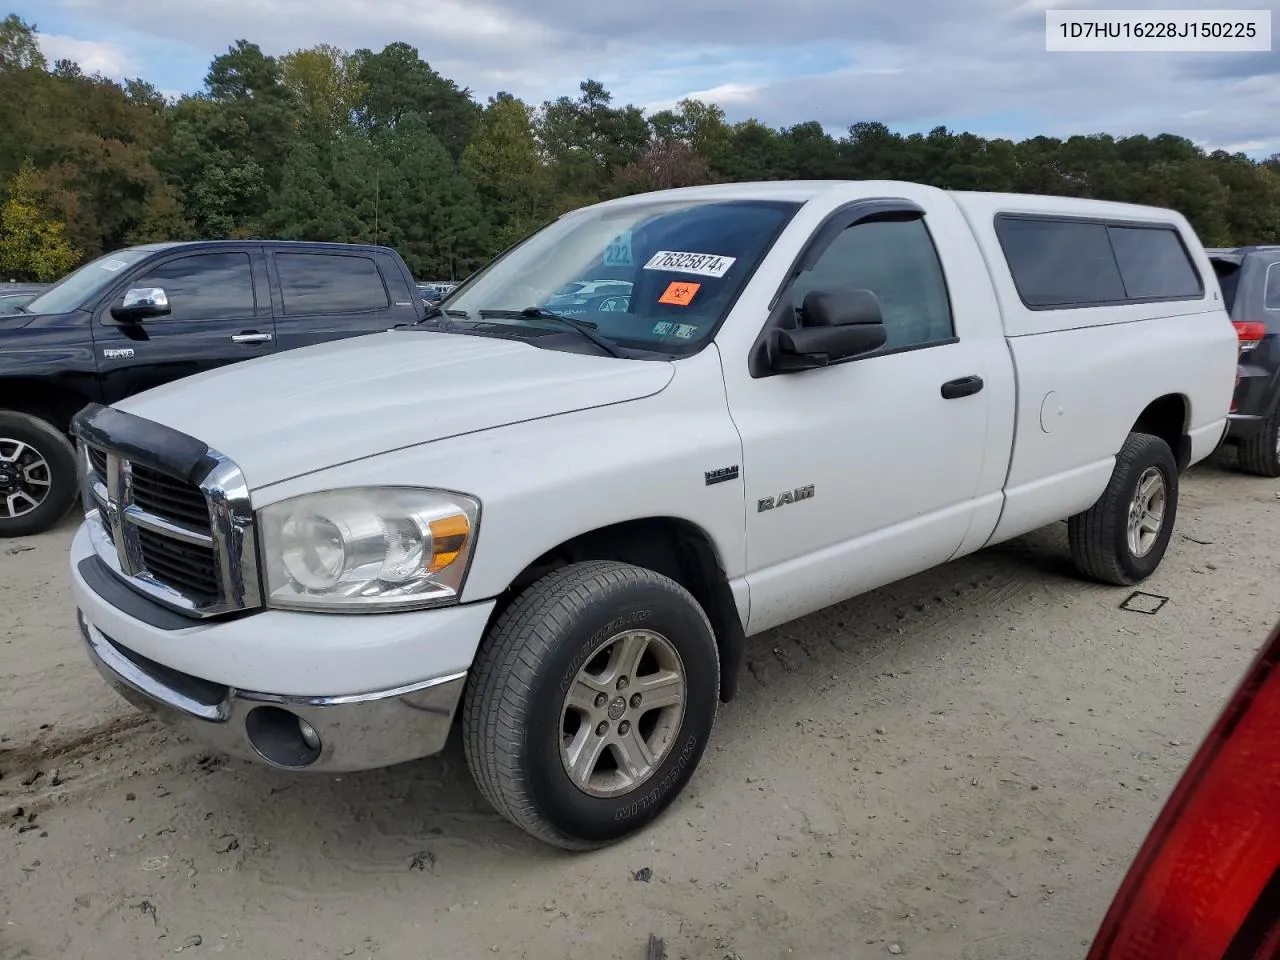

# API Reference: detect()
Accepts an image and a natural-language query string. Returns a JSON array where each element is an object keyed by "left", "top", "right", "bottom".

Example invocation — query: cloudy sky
[{"left": 16, "top": 0, "right": 1280, "bottom": 157}]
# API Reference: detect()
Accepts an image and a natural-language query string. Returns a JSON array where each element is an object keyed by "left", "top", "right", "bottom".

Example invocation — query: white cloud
[
  {"left": 645, "top": 82, "right": 761, "bottom": 114},
  {"left": 35, "top": 32, "right": 136, "bottom": 77},
  {"left": 30, "top": 0, "right": 1280, "bottom": 156}
]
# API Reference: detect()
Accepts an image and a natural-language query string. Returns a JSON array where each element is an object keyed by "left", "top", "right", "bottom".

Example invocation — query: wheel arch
[
  {"left": 1131, "top": 393, "right": 1191, "bottom": 471},
  {"left": 0, "top": 378, "right": 95, "bottom": 434},
  {"left": 481, "top": 516, "right": 747, "bottom": 703}
]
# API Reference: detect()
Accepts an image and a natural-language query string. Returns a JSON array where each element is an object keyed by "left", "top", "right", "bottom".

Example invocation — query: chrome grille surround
[{"left": 78, "top": 440, "right": 262, "bottom": 618}]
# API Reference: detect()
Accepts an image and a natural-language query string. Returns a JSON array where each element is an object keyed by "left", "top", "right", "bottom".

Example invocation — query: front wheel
[
  {"left": 0, "top": 411, "right": 79, "bottom": 539},
  {"left": 1068, "top": 431, "right": 1178, "bottom": 586},
  {"left": 462, "top": 560, "right": 719, "bottom": 849}
]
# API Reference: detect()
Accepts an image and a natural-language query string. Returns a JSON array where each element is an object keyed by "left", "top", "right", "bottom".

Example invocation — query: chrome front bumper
[{"left": 79, "top": 611, "right": 466, "bottom": 772}]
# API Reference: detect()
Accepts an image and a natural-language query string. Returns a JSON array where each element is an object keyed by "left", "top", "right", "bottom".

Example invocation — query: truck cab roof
[
  {"left": 592, "top": 179, "right": 1197, "bottom": 224},
  {"left": 123, "top": 239, "right": 403, "bottom": 256}
]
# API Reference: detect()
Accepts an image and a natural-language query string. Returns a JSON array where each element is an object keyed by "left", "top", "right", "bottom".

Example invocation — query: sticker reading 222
[
  {"left": 643, "top": 250, "right": 736, "bottom": 279},
  {"left": 604, "top": 231, "right": 634, "bottom": 267}
]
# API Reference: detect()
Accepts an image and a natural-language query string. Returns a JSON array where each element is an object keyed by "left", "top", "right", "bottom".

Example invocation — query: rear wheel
[
  {"left": 0, "top": 411, "right": 78, "bottom": 539},
  {"left": 1236, "top": 409, "right": 1280, "bottom": 477},
  {"left": 1068, "top": 432, "right": 1178, "bottom": 586},
  {"left": 462, "top": 560, "right": 719, "bottom": 849}
]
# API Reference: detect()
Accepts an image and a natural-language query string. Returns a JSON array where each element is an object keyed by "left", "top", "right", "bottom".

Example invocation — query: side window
[
  {"left": 791, "top": 218, "right": 954, "bottom": 351},
  {"left": 275, "top": 253, "right": 389, "bottom": 315},
  {"left": 1265, "top": 263, "right": 1280, "bottom": 311},
  {"left": 129, "top": 253, "right": 255, "bottom": 322},
  {"left": 996, "top": 217, "right": 1204, "bottom": 309},
  {"left": 997, "top": 219, "right": 1126, "bottom": 307},
  {"left": 1213, "top": 259, "right": 1242, "bottom": 313},
  {"left": 1108, "top": 226, "right": 1202, "bottom": 300}
]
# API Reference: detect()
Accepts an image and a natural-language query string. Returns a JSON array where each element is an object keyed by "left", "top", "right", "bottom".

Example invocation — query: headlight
[{"left": 258, "top": 487, "right": 480, "bottom": 612}]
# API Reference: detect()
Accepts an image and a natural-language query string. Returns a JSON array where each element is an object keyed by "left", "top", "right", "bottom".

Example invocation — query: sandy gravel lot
[{"left": 1, "top": 451, "right": 1275, "bottom": 960}]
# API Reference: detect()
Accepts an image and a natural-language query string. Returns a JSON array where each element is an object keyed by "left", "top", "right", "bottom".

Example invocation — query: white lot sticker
[
  {"left": 673, "top": 324, "right": 698, "bottom": 339},
  {"left": 643, "top": 250, "right": 736, "bottom": 278},
  {"left": 603, "top": 231, "right": 634, "bottom": 267},
  {"left": 99, "top": 259, "right": 127, "bottom": 272}
]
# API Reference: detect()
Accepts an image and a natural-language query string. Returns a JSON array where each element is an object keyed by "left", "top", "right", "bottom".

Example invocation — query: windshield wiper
[
  {"left": 478, "top": 307, "right": 623, "bottom": 358},
  {"left": 398, "top": 304, "right": 471, "bottom": 329}
]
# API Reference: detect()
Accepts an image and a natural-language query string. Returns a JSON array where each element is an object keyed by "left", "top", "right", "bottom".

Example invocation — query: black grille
[
  {"left": 88, "top": 446, "right": 107, "bottom": 481},
  {"left": 130, "top": 464, "right": 211, "bottom": 532},
  {"left": 137, "top": 527, "right": 220, "bottom": 602}
]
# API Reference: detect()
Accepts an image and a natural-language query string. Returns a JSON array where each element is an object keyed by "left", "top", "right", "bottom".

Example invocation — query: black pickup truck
[{"left": 0, "top": 240, "right": 426, "bottom": 537}]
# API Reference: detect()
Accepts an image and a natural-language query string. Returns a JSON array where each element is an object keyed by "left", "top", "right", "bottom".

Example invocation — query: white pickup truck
[{"left": 68, "top": 181, "right": 1236, "bottom": 849}]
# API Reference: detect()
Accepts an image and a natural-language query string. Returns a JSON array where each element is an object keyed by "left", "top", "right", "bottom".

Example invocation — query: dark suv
[
  {"left": 1208, "top": 246, "right": 1280, "bottom": 476},
  {"left": 0, "top": 240, "right": 425, "bottom": 538}
]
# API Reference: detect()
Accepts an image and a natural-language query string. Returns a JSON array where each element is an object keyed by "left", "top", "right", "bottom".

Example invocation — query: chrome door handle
[{"left": 231, "top": 332, "right": 273, "bottom": 344}]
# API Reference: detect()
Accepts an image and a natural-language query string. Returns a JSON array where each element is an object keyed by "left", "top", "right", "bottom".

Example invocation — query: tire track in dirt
[
  {"left": 0, "top": 712, "right": 151, "bottom": 783},
  {"left": 0, "top": 713, "right": 189, "bottom": 817}
]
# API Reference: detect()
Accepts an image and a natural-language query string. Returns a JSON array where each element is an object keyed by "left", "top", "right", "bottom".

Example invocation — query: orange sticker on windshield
[{"left": 659, "top": 281, "right": 701, "bottom": 306}]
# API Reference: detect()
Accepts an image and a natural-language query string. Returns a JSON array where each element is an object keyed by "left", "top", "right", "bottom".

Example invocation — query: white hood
[{"left": 115, "top": 330, "right": 675, "bottom": 488}]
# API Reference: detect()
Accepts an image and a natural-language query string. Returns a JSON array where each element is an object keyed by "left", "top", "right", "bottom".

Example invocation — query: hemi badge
[{"left": 704, "top": 466, "right": 740, "bottom": 486}]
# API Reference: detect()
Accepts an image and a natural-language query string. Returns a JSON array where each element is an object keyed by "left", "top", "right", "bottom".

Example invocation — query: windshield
[
  {"left": 23, "top": 249, "right": 150, "bottom": 316},
  {"left": 0, "top": 294, "right": 39, "bottom": 315},
  {"left": 443, "top": 198, "right": 800, "bottom": 355}
]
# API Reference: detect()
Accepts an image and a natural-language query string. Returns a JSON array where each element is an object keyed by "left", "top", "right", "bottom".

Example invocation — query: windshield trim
[
  {"left": 435, "top": 215, "right": 565, "bottom": 311},
  {"left": 445, "top": 199, "right": 803, "bottom": 360},
  {"left": 23, "top": 248, "right": 151, "bottom": 316}
]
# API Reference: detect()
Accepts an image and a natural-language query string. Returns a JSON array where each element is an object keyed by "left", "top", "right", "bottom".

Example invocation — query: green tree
[
  {"left": 154, "top": 95, "right": 266, "bottom": 238},
  {"left": 779, "top": 121, "right": 841, "bottom": 180},
  {"left": 268, "top": 117, "right": 489, "bottom": 278},
  {"left": 0, "top": 16, "right": 50, "bottom": 180},
  {"left": 0, "top": 163, "right": 79, "bottom": 280},
  {"left": 838, "top": 121, "right": 901, "bottom": 179},
  {"left": 0, "top": 13, "right": 44, "bottom": 70},
  {"left": 462, "top": 94, "right": 551, "bottom": 249},
  {"left": 537, "top": 80, "right": 649, "bottom": 195},
  {"left": 124, "top": 78, "right": 169, "bottom": 112},
  {"left": 0, "top": 60, "right": 187, "bottom": 257},
  {"left": 5, "top": 24, "right": 1279, "bottom": 267},
  {"left": 713, "top": 119, "right": 789, "bottom": 181},
  {"left": 353, "top": 42, "right": 480, "bottom": 159},
  {"left": 153, "top": 41, "right": 299, "bottom": 239},
  {"left": 375, "top": 116, "right": 490, "bottom": 278},
  {"left": 201, "top": 41, "right": 298, "bottom": 201},
  {"left": 264, "top": 134, "right": 378, "bottom": 243},
  {"left": 1127, "top": 159, "right": 1232, "bottom": 245},
  {"left": 280, "top": 44, "right": 365, "bottom": 137},
  {"left": 1209, "top": 151, "right": 1280, "bottom": 246},
  {"left": 649, "top": 99, "right": 732, "bottom": 161}
]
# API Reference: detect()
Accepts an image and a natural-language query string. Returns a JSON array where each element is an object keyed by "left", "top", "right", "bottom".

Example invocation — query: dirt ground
[{"left": 1, "top": 450, "right": 1275, "bottom": 960}]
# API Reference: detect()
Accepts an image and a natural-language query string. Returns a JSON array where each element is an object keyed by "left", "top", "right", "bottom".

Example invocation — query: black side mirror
[
  {"left": 768, "top": 289, "right": 887, "bottom": 372},
  {"left": 111, "top": 286, "right": 170, "bottom": 323}
]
